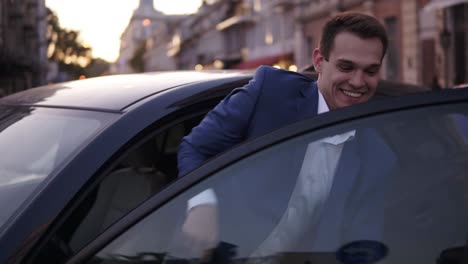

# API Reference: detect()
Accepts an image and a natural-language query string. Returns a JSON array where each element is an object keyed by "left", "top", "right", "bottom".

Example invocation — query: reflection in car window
[
  {"left": 0, "top": 106, "right": 114, "bottom": 230},
  {"left": 91, "top": 103, "right": 468, "bottom": 264}
]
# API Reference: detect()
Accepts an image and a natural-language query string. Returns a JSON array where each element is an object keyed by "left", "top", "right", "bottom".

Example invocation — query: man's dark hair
[{"left": 320, "top": 12, "right": 388, "bottom": 61}]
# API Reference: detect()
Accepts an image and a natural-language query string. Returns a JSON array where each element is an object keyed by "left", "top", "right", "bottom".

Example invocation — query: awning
[
  {"left": 423, "top": 0, "right": 468, "bottom": 12},
  {"left": 233, "top": 53, "right": 292, "bottom": 69}
]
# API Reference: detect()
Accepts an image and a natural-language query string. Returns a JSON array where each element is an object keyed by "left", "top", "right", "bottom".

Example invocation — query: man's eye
[
  {"left": 338, "top": 65, "right": 353, "bottom": 72},
  {"left": 365, "top": 68, "right": 379, "bottom": 75}
]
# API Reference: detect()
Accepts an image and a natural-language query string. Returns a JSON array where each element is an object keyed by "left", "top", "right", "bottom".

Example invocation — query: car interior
[
  {"left": 31, "top": 112, "right": 208, "bottom": 263},
  {"left": 66, "top": 114, "right": 206, "bottom": 254}
]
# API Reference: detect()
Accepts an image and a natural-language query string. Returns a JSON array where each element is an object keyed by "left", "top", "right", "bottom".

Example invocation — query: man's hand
[{"left": 182, "top": 204, "right": 219, "bottom": 258}]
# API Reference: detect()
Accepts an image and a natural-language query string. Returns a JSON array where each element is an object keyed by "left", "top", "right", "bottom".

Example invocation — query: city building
[
  {"left": 119, "top": 0, "right": 467, "bottom": 88},
  {"left": 422, "top": 0, "right": 468, "bottom": 88},
  {"left": 144, "top": 15, "right": 184, "bottom": 71},
  {"left": 217, "top": 0, "right": 297, "bottom": 70},
  {"left": 168, "top": 0, "right": 231, "bottom": 70},
  {"left": 0, "top": 0, "right": 48, "bottom": 97},
  {"left": 113, "top": 0, "right": 184, "bottom": 74}
]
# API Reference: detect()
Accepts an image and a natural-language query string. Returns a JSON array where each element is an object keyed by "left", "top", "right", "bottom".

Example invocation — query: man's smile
[{"left": 340, "top": 88, "right": 366, "bottom": 98}]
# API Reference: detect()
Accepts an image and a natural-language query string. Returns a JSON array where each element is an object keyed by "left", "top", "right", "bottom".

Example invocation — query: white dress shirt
[{"left": 250, "top": 90, "right": 356, "bottom": 257}]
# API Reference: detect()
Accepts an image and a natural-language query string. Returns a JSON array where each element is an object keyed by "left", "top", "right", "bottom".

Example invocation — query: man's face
[{"left": 313, "top": 32, "right": 384, "bottom": 110}]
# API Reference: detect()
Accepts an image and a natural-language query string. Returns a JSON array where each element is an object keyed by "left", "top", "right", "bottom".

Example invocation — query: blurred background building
[
  {"left": 112, "top": 0, "right": 186, "bottom": 74},
  {"left": 0, "top": 0, "right": 48, "bottom": 96},
  {"left": 113, "top": 0, "right": 467, "bottom": 89},
  {"left": 1, "top": 0, "right": 467, "bottom": 97}
]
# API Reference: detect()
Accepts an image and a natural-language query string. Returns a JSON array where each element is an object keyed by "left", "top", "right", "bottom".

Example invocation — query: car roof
[
  {"left": 0, "top": 69, "right": 430, "bottom": 112},
  {"left": 0, "top": 71, "right": 252, "bottom": 112}
]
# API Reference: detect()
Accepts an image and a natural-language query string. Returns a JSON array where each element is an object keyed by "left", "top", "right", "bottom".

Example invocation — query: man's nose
[{"left": 349, "top": 71, "right": 365, "bottom": 88}]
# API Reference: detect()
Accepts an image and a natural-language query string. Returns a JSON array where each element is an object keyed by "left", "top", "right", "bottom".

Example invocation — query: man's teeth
[{"left": 342, "top": 90, "right": 363, "bottom": 98}]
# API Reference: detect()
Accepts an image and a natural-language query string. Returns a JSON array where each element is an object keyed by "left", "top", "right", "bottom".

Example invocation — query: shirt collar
[
  {"left": 317, "top": 89, "right": 329, "bottom": 115},
  {"left": 317, "top": 89, "right": 355, "bottom": 145}
]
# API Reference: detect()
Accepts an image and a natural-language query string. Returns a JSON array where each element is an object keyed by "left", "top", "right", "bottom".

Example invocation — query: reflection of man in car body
[{"left": 177, "top": 12, "right": 395, "bottom": 257}]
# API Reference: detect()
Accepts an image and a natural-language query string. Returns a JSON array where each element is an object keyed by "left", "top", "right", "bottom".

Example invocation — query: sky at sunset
[{"left": 45, "top": 0, "right": 202, "bottom": 62}]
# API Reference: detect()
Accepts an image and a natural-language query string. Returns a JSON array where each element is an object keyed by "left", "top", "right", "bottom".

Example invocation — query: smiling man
[
  {"left": 179, "top": 13, "right": 387, "bottom": 176},
  {"left": 177, "top": 12, "right": 389, "bottom": 257}
]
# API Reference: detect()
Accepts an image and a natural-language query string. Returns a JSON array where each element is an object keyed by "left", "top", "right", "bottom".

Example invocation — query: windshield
[{"left": 0, "top": 106, "right": 116, "bottom": 228}]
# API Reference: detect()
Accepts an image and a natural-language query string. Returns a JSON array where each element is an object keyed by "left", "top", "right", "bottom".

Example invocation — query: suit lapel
[{"left": 296, "top": 81, "right": 319, "bottom": 121}]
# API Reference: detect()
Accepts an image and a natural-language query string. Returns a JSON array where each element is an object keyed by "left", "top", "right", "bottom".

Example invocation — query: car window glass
[
  {"left": 32, "top": 114, "right": 205, "bottom": 262},
  {"left": 90, "top": 103, "right": 468, "bottom": 264},
  {"left": 0, "top": 106, "right": 114, "bottom": 231}
]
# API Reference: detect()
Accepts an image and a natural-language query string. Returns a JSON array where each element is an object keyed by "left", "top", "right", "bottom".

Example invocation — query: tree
[
  {"left": 47, "top": 8, "right": 92, "bottom": 80},
  {"left": 84, "top": 58, "right": 110, "bottom": 78}
]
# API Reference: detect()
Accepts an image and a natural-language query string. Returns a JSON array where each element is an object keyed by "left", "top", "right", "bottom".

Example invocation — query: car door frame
[{"left": 67, "top": 88, "right": 468, "bottom": 263}]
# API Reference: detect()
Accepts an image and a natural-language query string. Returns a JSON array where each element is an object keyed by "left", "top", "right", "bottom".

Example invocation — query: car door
[{"left": 61, "top": 89, "right": 468, "bottom": 264}]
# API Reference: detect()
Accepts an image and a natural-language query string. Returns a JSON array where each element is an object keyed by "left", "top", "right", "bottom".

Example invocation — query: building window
[
  {"left": 254, "top": 0, "right": 262, "bottom": 12},
  {"left": 306, "top": 36, "right": 314, "bottom": 59},
  {"left": 265, "top": 32, "right": 273, "bottom": 45},
  {"left": 142, "top": 19, "right": 151, "bottom": 27},
  {"left": 452, "top": 5, "right": 466, "bottom": 85},
  {"left": 384, "top": 16, "right": 400, "bottom": 81}
]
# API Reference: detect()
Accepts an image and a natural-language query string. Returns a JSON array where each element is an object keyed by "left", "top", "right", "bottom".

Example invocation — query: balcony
[
  {"left": 272, "top": 0, "right": 295, "bottom": 11},
  {"left": 166, "top": 34, "right": 182, "bottom": 57},
  {"left": 216, "top": 15, "right": 256, "bottom": 31},
  {"left": 8, "top": 2, "right": 24, "bottom": 19},
  {"left": 295, "top": 0, "right": 335, "bottom": 20},
  {"left": 0, "top": 48, "right": 32, "bottom": 69},
  {"left": 23, "top": 13, "right": 36, "bottom": 31},
  {"left": 423, "top": 0, "right": 468, "bottom": 12}
]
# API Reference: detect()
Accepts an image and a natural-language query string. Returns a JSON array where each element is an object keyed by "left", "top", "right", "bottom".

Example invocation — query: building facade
[
  {"left": 233, "top": 0, "right": 296, "bottom": 70},
  {"left": 113, "top": 0, "right": 184, "bottom": 74},
  {"left": 143, "top": 15, "right": 183, "bottom": 71},
  {"left": 119, "top": 0, "right": 467, "bottom": 88},
  {"left": 167, "top": 0, "right": 231, "bottom": 70},
  {"left": 0, "top": 0, "right": 48, "bottom": 97},
  {"left": 427, "top": 0, "right": 468, "bottom": 88}
]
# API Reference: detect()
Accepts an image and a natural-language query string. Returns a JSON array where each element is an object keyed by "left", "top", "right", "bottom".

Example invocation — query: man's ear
[{"left": 312, "top": 48, "right": 324, "bottom": 73}]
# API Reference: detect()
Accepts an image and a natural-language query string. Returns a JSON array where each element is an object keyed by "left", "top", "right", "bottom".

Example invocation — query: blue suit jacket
[
  {"left": 178, "top": 66, "right": 318, "bottom": 176},
  {"left": 177, "top": 66, "right": 397, "bottom": 253}
]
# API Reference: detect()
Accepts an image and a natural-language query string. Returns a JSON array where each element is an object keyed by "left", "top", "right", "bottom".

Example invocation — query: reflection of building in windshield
[{"left": 0, "top": 106, "right": 32, "bottom": 135}]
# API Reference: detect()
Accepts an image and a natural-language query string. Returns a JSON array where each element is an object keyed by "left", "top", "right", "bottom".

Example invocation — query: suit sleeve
[{"left": 177, "top": 66, "right": 268, "bottom": 176}]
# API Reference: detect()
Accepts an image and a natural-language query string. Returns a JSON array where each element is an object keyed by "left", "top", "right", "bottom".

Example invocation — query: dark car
[{"left": 0, "top": 70, "right": 466, "bottom": 264}]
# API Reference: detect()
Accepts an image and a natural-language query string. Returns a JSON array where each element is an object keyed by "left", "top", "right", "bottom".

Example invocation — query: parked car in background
[{"left": 0, "top": 70, "right": 466, "bottom": 264}]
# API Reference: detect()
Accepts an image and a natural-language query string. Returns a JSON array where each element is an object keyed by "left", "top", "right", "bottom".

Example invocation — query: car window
[
  {"left": 88, "top": 103, "right": 468, "bottom": 264},
  {"left": 0, "top": 106, "right": 115, "bottom": 231},
  {"left": 31, "top": 113, "right": 206, "bottom": 263}
]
